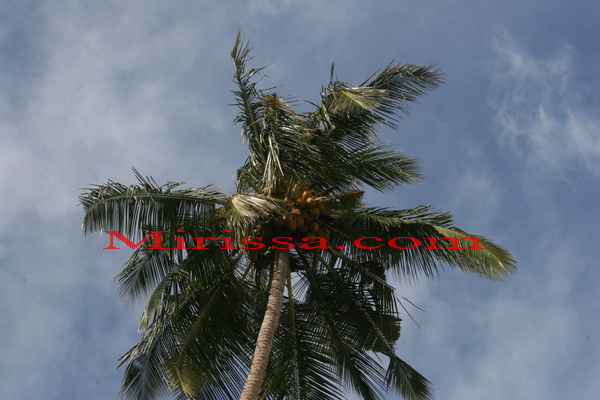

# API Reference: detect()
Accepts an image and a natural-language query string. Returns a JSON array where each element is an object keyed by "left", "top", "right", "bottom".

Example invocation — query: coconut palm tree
[{"left": 80, "top": 33, "right": 515, "bottom": 400}]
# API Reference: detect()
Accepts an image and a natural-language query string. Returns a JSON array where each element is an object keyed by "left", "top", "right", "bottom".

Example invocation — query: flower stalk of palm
[{"left": 80, "top": 33, "right": 515, "bottom": 400}]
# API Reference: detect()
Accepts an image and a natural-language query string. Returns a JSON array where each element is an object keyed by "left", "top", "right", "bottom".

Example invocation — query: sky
[{"left": 1, "top": 1, "right": 599, "bottom": 399}]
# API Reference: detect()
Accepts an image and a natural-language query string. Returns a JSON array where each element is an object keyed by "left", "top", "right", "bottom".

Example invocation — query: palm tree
[{"left": 80, "top": 33, "right": 515, "bottom": 400}]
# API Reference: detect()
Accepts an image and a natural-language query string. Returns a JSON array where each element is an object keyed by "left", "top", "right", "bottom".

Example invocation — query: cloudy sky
[{"left": 1, "top": 1, "right": 598, "bottom": 399}]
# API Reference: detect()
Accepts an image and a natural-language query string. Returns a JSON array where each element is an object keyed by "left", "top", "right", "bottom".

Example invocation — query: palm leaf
[
  {"left": 331, "top": 206, "right": 516, "bottom": 281},
  {"left": 261, "top": 269, "right": 343, "bottom": 400},
  {"left": 118, "top": 319, "right": 176, "bottom": 400},
  {"left": 165, "top": 265, "right": 256, "bottom": 398},
  {"left": 313, "top": 252, "right": 433, "bottom": 400},
  {"left": 80, "top": 168, "right": 225, "bottom": 238},
  {"left": 298, "top": 253, "right": 388, "bottom": 400}
]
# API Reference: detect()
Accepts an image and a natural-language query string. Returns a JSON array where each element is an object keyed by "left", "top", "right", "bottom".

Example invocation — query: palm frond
[
  {"left": 236, "top": 95, "right": 319, "bottom": 194},
  {"left": 165, "top": 270, "right": 256, "bottom": 398},
  {"left": 313, "top": 252, "right": 433, "bottom": 400},
  {"left": 116, "top": 240, "right": 180, "bottom": 305},
  {"left": 115, "top": 215, "right": 228, "bottom": 305},
  {"left": 364, "top": 63, "right": 444, "bottom": 127},
  {"left": 331, "top": 206, "right": 516, "bottom": 281},
  {"left": 119, "top": 240, "right": 252, "bottom": 400},
  {"left": 386, "top": 356, "right": 434, "bottom": 400},
  {"left": 346, "top": 143, "right": 422, "bottom": 190},
  {"left": 298, "top": 253, "right": 388, "bottom": 400},
  {"left": 80, "top": 168, "right": 225, "bottom": 237},
  {"left": 118, "top": 320, "right": 176, "bottom": 400},
  {"left": 263, "top": 301, "right": 343, "bottom": 400},
  {"left": 307, "top": 63, "right": 442, "bottom": 137},
  {"left": 231, "top": 32, "right": 266, "bottom": 145},
  {"left": 227, "top": 194, "right": 284, "bottom": 221}
]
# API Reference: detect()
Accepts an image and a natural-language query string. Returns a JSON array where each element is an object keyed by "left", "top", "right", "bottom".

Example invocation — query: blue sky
[{"left": 1, "top": 1, "right": 599, "bottom": 399}]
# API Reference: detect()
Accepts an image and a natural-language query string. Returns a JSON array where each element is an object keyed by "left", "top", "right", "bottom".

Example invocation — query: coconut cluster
[
  {"left": 246, "top": 182, "right": 331, "bottom": 263},
  {"left": 274, "top": 189, "right": 330, "bottom": 240}
]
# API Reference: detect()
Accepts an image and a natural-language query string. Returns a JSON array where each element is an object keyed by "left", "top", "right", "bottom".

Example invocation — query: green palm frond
[
  {"left": 115, "top": 215, "right": 228, "bottom": 305},
  {"left": 231, "top": 32, "right": 267, "bottom": 146},
  {"left": 138, "top": 266, "right": 189, "bottom": 331},
  {"left": 119, "top": 249, "right": 255, "bottom": 400},
  {"left": 296, "top": 253, "right": 396, "bottom": 400},
  {"left": 118, "top": 319, "right": 176, "bottom": 400},
  {"left": 165, "top": 276, "right": 254, "bottom": 397},
  {"left": 263, "top": 301, "right": 343, "bottom": 400},
  {"left": 331, "top": 206, "right": 516, "bottom": 281},
  {"left": 80, "top": 168, "right": 225, "bottom": 237},
  {"left": 386, "top": 356, "right": 434, "bottom": 400},
  {"left": 365, "top": 63, "right": 444, "bottom": 125},
  {"left": 116, "top": 240, "right": 180, "bottom": 305},
  {"left": 312, "top": 252, "right": 433, "bottom": 400},
  {"left": 307, "top": 62, "right": 442, "bottom": 136},
  {"left": 232, "top": 35, "right": 317, "bottom": 194},
  {"left": 342, "top": 143, "right": 422, "bottom": 190}
]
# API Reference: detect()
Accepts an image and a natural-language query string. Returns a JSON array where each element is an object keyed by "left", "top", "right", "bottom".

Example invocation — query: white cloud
[
  {"left": 448, "top": 168, "right": 504, "bottom": 230},
  {"left": 490, "top": 35, "right": 600, "bottom": 175}
]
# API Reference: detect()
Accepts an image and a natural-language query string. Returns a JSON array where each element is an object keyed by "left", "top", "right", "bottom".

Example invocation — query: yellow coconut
[
  {"left": 311, "top": 222, "right": 320, "bottom": 232},
  {"left": 286, "top": 219, "right": 297, "bottom": 231},
  {"left": 311, "top": 206, "right": 320, "bottom": 217}
]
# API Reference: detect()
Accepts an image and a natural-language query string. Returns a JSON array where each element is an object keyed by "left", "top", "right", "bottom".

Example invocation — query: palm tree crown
[{"left": 80, "top": 33, "right": 515, "bottom": 400}]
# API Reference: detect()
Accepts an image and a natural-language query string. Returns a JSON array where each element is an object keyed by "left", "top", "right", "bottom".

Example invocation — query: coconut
[
  {"left": 274, "top": 216, "right": 285, "bottom": 226},
  {"left": 286, "top": 219, "right": 297, "bottom": 231}
]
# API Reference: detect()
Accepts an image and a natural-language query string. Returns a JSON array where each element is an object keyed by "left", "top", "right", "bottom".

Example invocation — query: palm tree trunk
[{"left": 240, "top": 249, "right": 290, "bottom": 400}]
